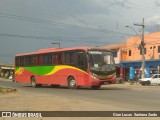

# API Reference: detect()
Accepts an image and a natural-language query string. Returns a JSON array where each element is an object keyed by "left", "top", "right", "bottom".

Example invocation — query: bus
[{"left": 15, "top": 46, "right": 116, "bottom": 89}]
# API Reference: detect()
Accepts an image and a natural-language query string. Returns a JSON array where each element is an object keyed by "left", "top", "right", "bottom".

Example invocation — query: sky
[{"left": 0, "top": 0, "right": 160, "bottom": 64}]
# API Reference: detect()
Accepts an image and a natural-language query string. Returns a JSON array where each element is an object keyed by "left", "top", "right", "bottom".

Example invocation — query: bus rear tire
[
  {"left": 68, "top": 77, "right": 78, "bottom": 89},
  {"left": 31, "top": 77, "right": 42, "bottom": 88}
]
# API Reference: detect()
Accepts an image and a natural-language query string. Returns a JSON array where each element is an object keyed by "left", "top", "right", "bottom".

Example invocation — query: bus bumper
[{"left": 91, "top": 79, "right": 116, "bottom": 86}]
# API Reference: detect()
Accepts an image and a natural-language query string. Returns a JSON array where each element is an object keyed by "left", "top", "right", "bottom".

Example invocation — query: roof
[
  {"left": 126, "top": 31, "right": 160, "bottom": 39},
  {"left": 98, "top": 43, "right": 125, "bottom": 50},
  {"left": 15, "top": 46, "right": 111, "bottom": 56}
]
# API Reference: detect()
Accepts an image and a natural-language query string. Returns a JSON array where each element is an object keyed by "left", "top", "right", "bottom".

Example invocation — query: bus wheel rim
[
  {"left": 70, "top": 79, "right": 76, "bottom": 87},
  {"left": 31, "top": 80, "right": 36, "bottom": 86}
]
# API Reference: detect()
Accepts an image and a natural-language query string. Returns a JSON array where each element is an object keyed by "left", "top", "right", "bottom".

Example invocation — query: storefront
[
  {"left": 0, "top": 64, "right": 14, "bottom": 79},
  {"left": 120, "top": 59, "right": 160, "bottom": 80}
]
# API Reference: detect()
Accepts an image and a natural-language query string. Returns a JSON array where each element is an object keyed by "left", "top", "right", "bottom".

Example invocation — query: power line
[
  {"left": 126, "top": 1, "right": 159, "bottom": 13},
  {"left": 0, "top": 33, "right": 125, "bottom": 44},
  {"left": 0, "top": 12, "right": 132, "bottom": 36}
]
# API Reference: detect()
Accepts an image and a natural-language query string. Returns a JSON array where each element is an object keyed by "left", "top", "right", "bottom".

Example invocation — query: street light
[
  {"left": 126, "top": 26, "right": 139, "bottom": 36},
  {"left": 51, "top": 43, "right": 60, "bottom": 48}
]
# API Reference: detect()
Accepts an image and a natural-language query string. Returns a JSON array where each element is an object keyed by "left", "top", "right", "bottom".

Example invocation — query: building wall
[
  {"left": 115, "top": 50, "right": 121, "bottom": 64},
  {"left": 122, "top": 32, "right": 160, "bottom": 61}
]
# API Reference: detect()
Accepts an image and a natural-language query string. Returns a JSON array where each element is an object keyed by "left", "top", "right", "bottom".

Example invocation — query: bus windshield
[{"left": 88, "top": 50, "right": 116, "bottom": 73}]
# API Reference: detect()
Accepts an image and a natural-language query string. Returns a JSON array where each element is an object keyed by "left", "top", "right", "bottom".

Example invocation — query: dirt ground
[
  {"left": 0, "top": 83, "right": 159, "bottom": 111},
  {"left": 0, "top": 83, "right": 159, "bottom": 120},
  {"left": 0, "top": 87, "right": 125, "bottom": 111}
]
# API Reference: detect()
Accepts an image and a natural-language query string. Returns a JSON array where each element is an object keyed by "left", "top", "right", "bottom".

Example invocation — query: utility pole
[{"left": 134, "top": 18, "right": 145, "bottom": 78}]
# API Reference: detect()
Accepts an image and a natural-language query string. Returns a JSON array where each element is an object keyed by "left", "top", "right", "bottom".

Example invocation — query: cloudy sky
[{"left": 0, "top": 0, "right": 160, "bottom": 63}]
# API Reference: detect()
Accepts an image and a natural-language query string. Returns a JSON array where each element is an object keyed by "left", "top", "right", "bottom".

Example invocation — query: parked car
[{"left": 139, "top": 74, "right": 160, "bottom": 85}]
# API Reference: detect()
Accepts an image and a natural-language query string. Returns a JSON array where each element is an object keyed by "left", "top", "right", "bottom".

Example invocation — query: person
[{"left": 5, "top": 72, "right": 9, "bottom": 79}]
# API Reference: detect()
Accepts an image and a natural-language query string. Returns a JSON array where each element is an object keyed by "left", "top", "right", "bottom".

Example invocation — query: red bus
[{"left": 15, "top": 46, "right": 116, "bottom": 89}]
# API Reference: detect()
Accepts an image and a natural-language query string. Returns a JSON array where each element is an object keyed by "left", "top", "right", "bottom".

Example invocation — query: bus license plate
[{"left": 103, "top": 82, "right": 108, "bottom": 85}]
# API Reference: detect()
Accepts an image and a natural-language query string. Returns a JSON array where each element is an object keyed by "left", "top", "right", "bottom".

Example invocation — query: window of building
[
  {"left": 129, "top": 50, "right": 131, "bottom": 56},
  {"left": 158, "top": 46, "right": 160, "bottom": 53},
  {"left": 112, "top": 51, "right": 117, "bottom": 57}
]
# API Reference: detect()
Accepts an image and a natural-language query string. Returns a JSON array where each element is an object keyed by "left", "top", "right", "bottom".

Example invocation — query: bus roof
[{"left": 15, "top": 46, "right": 110, "bottom": 56}]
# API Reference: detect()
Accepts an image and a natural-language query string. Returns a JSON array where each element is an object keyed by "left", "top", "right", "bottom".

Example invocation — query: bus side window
[
  {"left": 53, "top": 54, "right": 58, "bottom": 65},
  {"left": 33, "top": 56, "right": 39, "bottom": 66},
  {"left": 77, "top": 52, "right": 87, "bottom": 72},
  {"left": 38, "top": 55, "right": 43, "bottom": 66},
  {"left": 48, "top": 54, "right": 52, "bottom": 65},
  {"left": 64, "top": 52, "right": 75, "bottom": 66},
  {"left": 58, "top": 53, "right": 63, "bottom": 64},
  {"left": 20, "top": 57, "right": 24, "bottom": 66},
  {"left": 25, "top": 56, "right": 28, "bottom": 66},
  {"left": 15, "top": 57, "right": 20, "bottom": 67},
  {"left": 28, "top": 56, "right": 33, "bottom": 66}
]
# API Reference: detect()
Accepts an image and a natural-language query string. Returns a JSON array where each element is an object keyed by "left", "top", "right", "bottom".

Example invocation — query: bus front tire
[{"left": 68, "top": 77, "right": 78, "bottom": 89}]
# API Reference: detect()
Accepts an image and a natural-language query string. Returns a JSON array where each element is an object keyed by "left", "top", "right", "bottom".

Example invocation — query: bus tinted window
[
  {"left": 38, "top": 55, "right": 43, "bottom": 65},
  {"left": 58, "top": 53, "right": 63, "bottom": 64},
  {"left": 15, "top": 57, "right": 20, "bottom": 67},
  {"left": 65, "top": 52, "right": 76, "bottom": 65},
  {"left": 43, "top": 54, "right": 52, "bottom": 65},
  {"left": 33, "top": 56, "right": 39, "bottom": 66},
  {"left": 29, "top": 56, "right": 33, "bottom": 66},
  {"left": 77, "top": 52, "right": 87, "bottom": 71}
]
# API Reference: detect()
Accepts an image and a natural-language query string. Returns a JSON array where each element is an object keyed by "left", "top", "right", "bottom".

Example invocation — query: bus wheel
[
  {"left": 91, "top": 86, "right": 101, "bottom": 90},
  {"left": 68, "top": 77, "right": 78, "bottom": 89},
  {"left": 31, "top": 77, "right": 42, "bottom": 88}
]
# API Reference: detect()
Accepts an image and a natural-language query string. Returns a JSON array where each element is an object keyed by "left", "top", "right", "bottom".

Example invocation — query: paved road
[{"left": 1, "top": 79, "right": 160, "bottom": 111}]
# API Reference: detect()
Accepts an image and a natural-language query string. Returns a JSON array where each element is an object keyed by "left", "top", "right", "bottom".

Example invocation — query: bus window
[
  {"left": 33, "top": 56, "right": 39, "bottom": 66},
  {"left": 58, "top": 53, "right": 63, "bottom": 64},
  {"left": 53, "top": 54, "right": 58, "bottom": 65},
  {"left": 43, "top": 54, "right": 51, "bottom": 65},
  {"left": 38, "top": 55, "right": 43, "bottom": 66},
  {"left": 64, "top": 52, "right": 76, "bottom": 65},
  {"left": 28, "top": 56, "right": 33, "bottom": 66},
  {"left": 20, "top": 57, "right": 24, "bottom": 66},
  {"left": 77, "top": 52, "right": 87, "bottom": 71},
  {"left": 48, "top": 54, "right": 52, "bottom": 65},
  {"left": 15, "top": 57, "right": 20, "bottom": 67},
  {"left": 25, "top": 56, "right": 29, "bottom": 66}
]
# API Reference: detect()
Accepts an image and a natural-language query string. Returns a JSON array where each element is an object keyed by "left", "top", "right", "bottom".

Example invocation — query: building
[{"left": 120, "top": 32, "right": 160, "bottom": 80}]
